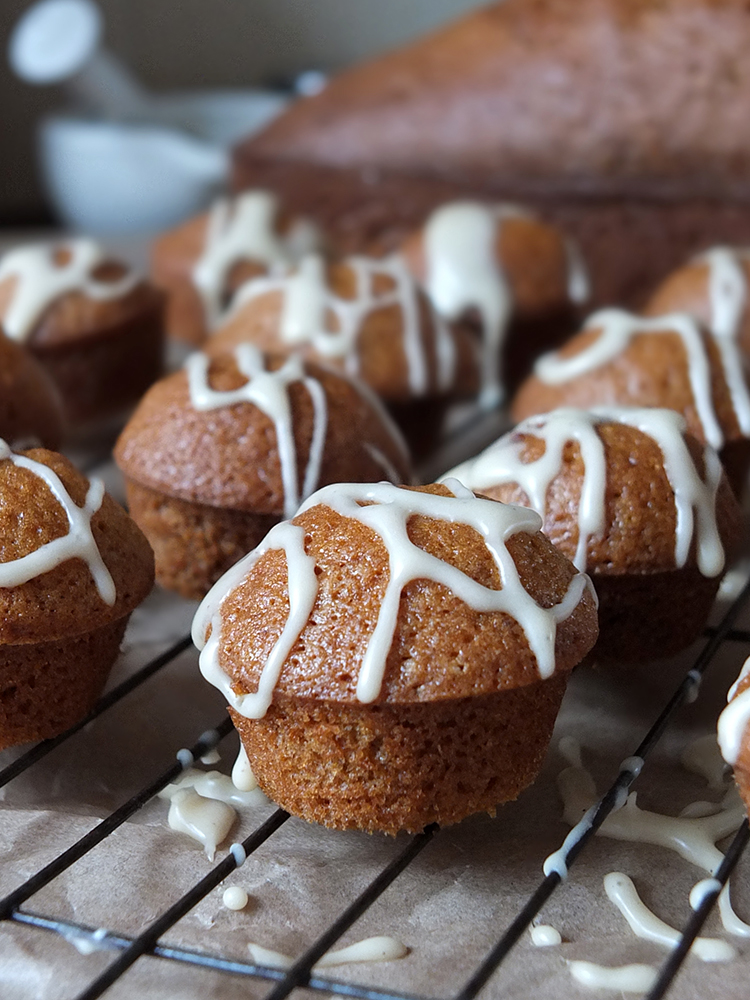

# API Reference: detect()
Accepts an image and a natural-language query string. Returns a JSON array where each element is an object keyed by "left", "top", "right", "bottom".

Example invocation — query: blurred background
[{"left": 1, "top": 0, "right": 486, "bottom": 230}]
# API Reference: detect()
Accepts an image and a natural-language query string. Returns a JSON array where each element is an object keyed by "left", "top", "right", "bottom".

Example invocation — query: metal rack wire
[{"left": 1, "top": 452, "right": 749, "bottom": 1000}]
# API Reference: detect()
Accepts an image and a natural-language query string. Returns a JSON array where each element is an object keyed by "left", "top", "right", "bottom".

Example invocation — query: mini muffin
[
  {"left": 512, "top": 308, "right": 750, "bottom": 495},
  {"left": 0, "top": 238, "right": 165, "bottom": 428},
  {"left": 0, "top": 330, "right": 65, "bottom": 449},
  {"left": 0, "top": 441, "right": 154, "bottom": 749},
  {"left": 207, "top": 251, "right": 479, "bottom": 456},
  {"left": 115, "top": 345, "right": 412, "bottom": 600},
  {"left": 192, "top": 481, "right": 598, "bottom": 834},
  {"left": 448, "top": 407, "right": 742, "bottom": 662},
  {"left": 718, "top": 657, "right": 750, "bottom": 817},
  {"left": 151, "top": 189, "right": 321, "bottom": 346},
  {"left": 401, "top": 201, "right": 589, "bottom": 405}
]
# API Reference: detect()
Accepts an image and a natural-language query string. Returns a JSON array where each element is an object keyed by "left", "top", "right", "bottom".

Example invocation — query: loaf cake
[
  {"left": 114, "top": 345, "right": 411, "bottom": 600},
  {"left": 0, "top": 441, "right": 154, "bottom": 749},
  {"left": 192, "top": 481, "right": 598, "bottom": 834},
  {"left": 448, "top": 407, "right": 742, "bottom": 661},
  {"left": 400, "top": 200, "right": 588, "bottom": 402},
  {"left": 233, "top": 0, "right": 750, "bottom": 308},
  {"left": 151, "top": 189, "right": 321, "bottom": 346},
  {"left": 0, "top": 239, "right": 165, "bottom": 428},
  {"left": 512, "top": 309, "right": 750, "bottom": 495}
]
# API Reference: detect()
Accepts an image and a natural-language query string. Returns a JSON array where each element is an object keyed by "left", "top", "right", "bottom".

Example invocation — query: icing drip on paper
[
  {"left": 229, "top": 252, "right": 455, "bottom": 397},
  {"left": 0, "top": 440, "right": 115, "bottom": 604},
  {"left": 568, "top": 961, "right": 657, "bottom": 993},
  {"left": 185, "top": 344, "right": 328, "bottom": 519},
  {"left": 681, "top": 734, "right": 730, "bottom": 791},
  {"left": 447, "top": 407, "right": 725, "bottom": 576},
  {"left": 193, "top": 481, "right": 593, "bottom": 718},
  {"left": 718, "top": 655, "right": 750, "bottom": 765},
  {"left": 421, "top": 202, "right": 589, "bottom": 410},
  {"left": 222, "top": 886, "right": 248, "bottom": 911},
  {"left": 603, "top": 872, "right": 734, "bottom": 962},
  {"left": 0, "top": 239, "right": 139, "bottom": 342},
  {"left": 248, "top": 936, "right": 408, "bottom": 971},
  {"left": 529, "top": 924, "right": 562, "bottom": 947},
  {"left": 192, "top": 191, "right": 319, "bottom": 329},
  {"left": 534, "top": 309, "right": 737, "bottom": 450}
]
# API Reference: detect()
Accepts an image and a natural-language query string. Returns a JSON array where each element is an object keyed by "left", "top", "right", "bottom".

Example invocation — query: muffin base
[
  {"left": 0, "top": 617, "right": 129, "bottom": 751},
  {"left": 592, "top": 567, "right": 722, "bottom": 663},
  {"left": 231, "top": 675, "right": 568, "bottom": 835},
  {"left": 125, "top": 479, "right": 280, "bottom": 600}
]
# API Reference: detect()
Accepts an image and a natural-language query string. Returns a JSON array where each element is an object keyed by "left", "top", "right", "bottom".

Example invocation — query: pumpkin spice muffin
[
  {"left": 151, "top": 189, "right": 321, "bottom": 346},
  {"left": 0, "top": 441, "right": 154, "bottom": 749},
  {"left": 192, "top": 481, "right": 598, "bottom": 834},
  {"left": 512, "top": 308, "right": 750, "bottom": 495},
  {"left": 207, "top": 251, "right": 479, "bottom": 456},
  {"left": 0, "top": 331, "right": 64, "bottom": 449},
  {"left": 115, "top": 345, "right": 411, "bottom": 600},
  {"left": 0, "top": 238, "right": 165, "bottom": 429},
  {"left": 448, "top": 407, "right": 743, "bottom": 662},
  {"left": 400, "top": 200, "right": 589, "bottom": 405},
  {"left": 718, "top": 657, "right": 750, "bottom": 818}
]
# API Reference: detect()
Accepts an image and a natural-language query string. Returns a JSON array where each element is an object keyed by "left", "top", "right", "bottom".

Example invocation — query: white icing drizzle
[
  {"left": 689, "top": 877, "right": 723, "bottom": 910},
  {"left": 200, "top": 748, "right": 221, "bottom": 766},
  {"left": 568, "top": 961, "right": 657, "bottom": 993},
  {"left": 64, "top": 927, "right": 109, "bottom": 956},
  {"left": 160, "top": 767, "right": 268, "bottom": 809},
  {"left": 603, "top": 871, "right": 734, "bottom": 962},
  {"left": 222, "top": 886, "right": 248, "bottom": 911},
  {"left": 0, "top": 238, "right": 138, "bottom": 342},
  {"left": 191, "top": 191, "right": 320, "bottom": 329},
  {"left": 447, "top": 407, "right": 725, "bottom": 576},
  {"left": 248, "top": 936, "right": 408, "bottom": 971},
  {"left": 421, "top": 201, "right": 589, "bottom": 410},
  {"left": 0, "top": 440, "right": 115, "bottom": 605},
  {"left": 363, "top": 443, "right": 405, "bottom": 485},
  {"left": 193, "top": 481, "right": 593, "bottom": 717},
  {"left": 681, "top": 734, "right": 730, "bottom": 791},
  {"left": 689, "top": 876, "right": 750, "bottom": 939},
  {"left": 185, "top": 344, "right": 328, "bottom": 520},
  {"left": 718, "top": 655, "right": 750, "bottom": 765},
  {"left": 232, "top": 744, "right": 258, "bottom": 792},
  {"left": 229, "top": 252, "right": 452, "bottom": 397},
  {"left": 564, "top": 238, "right": 591, "bottom": 306},
  {"left": 164, "top": 788, "right": 235, "bottom": 861},
  {"left": 529, "top": 924, "right": 562, "bottom": 947},
  {"left": 534, "top": 309, "right": 732, "bottom": 450}
]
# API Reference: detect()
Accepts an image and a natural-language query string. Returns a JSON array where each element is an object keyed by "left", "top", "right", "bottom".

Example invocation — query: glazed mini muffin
[
  {"left": 0, "top": 238, "right": 165, "bottom": 428},
  {"left": 512, "top": 308, "right": 750, "bottom": 495},
  {"left": 0, "top": 441, "right": 154, "bottom": 749},
  {"left": 400, "top": 201, "right": 589, "bottom": 405},
  {"left": 151, "top": 189, "right": 321, "bottom": 346},
  {"left": 0, "top": 330, "right": 64, "bottom": 449},
  {"left": 207, "top": 251, "right": 479, "bottom": 456},
  {"left": 718, "top": 657, "right": 750, "bottom": 817},
  {"left": 115, "top": 345, "right": 412, "bottom": 600},
  {"left": 448, "top": 407, "right": 742, "bottom": 662},
  {"left": 192, "top": 481, "right": 598, "bottom": 834}
]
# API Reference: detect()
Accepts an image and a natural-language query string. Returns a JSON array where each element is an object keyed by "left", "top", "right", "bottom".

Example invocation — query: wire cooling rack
[{"left": 1, "top": 433, "right": 750, "bottom": 1000}]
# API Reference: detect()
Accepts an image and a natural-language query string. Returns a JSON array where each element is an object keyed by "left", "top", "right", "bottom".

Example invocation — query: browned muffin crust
[
  {"left": 729, "top": 672, "right": 750, "bottom": 819},
  {"left": 0, "top": 331, "right": 64, "bottom": 449}
]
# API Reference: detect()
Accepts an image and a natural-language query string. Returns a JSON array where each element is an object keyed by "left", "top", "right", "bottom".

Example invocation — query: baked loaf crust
[
  {"left": 0, "top": 331, "right": 64, "bottom": 449},
  {"left": 151, "top": 190, "right": 321, "bottom": 346},
  {"left": 115, "top": 347, "right": 412, "bottom": 599},
  {"left": 233, "top": 1, "right": 750, "bottom": 307},
  {"left": 449, "top": 408, "right": 743, "bottom": 661},
  {"left": 0, "top": 240, "right": 165, "bottom": 426},
  {"left": 193, "top": 482, "right": 598, "bottom": 833},
  {"left": 511, "top": 309, "right": 750, "bottom": 493},
  {"left": 0, "top": 444, "right": 154, "bottom": 748}
]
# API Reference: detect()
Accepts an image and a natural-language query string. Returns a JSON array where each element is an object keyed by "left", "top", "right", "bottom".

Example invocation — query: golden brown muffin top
[
  {"left": 448, "top": 408, "right": 743, "bottom": 576},
  {"left": 0, "top": 445, "right": 154, "bottom": 645},
  {"left": 115, "top": 347, "right": 412, "bottom": 515},
  {"left": 0, "top": 239, "right": 163, "bottom": 351},
  {"left": 0, "top": 331, "right": 64, "bottom": 450},
  {"left": 206, "top": 254, "right": 479, "bottom": 402},
  {"left": 645, "top": 247, "right": 750, "bottom": 358},
  {"left": 195, "top": 483, "right": 598, "bottom": 709},
  {"left": 512, "top": 309, "right": 748, "bottom": 449}
]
